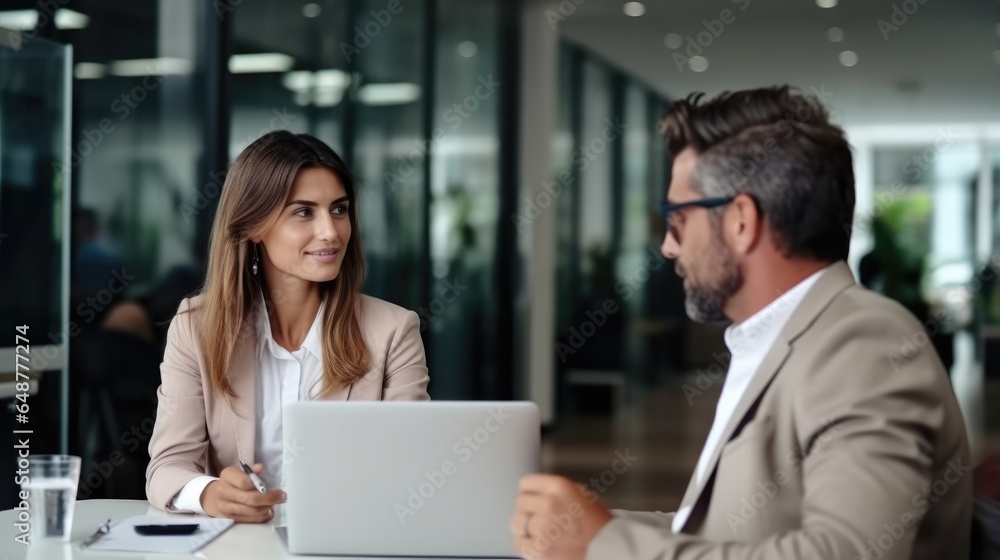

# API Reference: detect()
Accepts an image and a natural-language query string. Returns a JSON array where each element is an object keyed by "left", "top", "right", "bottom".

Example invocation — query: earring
[{"left": 252, "top": 243, "right": 259, "bottom": 276}]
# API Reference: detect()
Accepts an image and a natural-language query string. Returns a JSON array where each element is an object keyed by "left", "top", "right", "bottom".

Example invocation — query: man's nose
[{"left": 662, "top": 231, "right": 679, "bottom": 260}]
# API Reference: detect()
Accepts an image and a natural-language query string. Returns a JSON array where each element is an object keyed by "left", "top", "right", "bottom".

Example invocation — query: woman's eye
[
  {"left": 332, "top": 205, "right": 348, "bottom": 215},
  {"left": 293, "top": 208, "right": 312, "bottom": 217}
]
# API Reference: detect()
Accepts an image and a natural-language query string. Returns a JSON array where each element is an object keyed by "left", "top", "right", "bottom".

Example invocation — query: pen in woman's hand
[
  {"left": 201, "top": 465, "right": 284, "bottom": 522},
  {"left": 240, "top": 460, "right": 268, "bottom": 494}
]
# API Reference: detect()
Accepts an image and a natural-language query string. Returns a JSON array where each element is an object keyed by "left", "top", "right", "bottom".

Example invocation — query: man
[{"left": 510, "top": 86, "right": 972, "bottom": 560}]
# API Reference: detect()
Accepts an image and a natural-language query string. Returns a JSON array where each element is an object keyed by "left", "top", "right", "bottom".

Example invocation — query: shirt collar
[
  {"left": 723, "top": 265, "right": 831, "bottom": 358},
  {"left": 255, "top": 290, "right": 324, "bottom": 360}
]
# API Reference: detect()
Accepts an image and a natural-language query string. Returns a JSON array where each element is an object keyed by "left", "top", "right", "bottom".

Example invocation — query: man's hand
[
  {"left": 510, "top": 474, "right": 613, "bottom": 560},
  {"left": 200, "top": 463, "right": 286, "bottom": 523}
]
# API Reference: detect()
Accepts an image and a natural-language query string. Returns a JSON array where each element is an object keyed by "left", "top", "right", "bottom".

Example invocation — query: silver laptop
[{"left": 282, "top": 401, "right": 541, "bottom": 557}]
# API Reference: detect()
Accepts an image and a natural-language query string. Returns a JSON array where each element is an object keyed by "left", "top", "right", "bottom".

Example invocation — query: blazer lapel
[
  {"left": 224, "top": 328, "right": 258, "bottom": 465},
  {"left": 674, "top": 261, "right": 858, "bottom": 533},
  {"left": 675, "top": 339, "right": 792, "bottom": 532}
]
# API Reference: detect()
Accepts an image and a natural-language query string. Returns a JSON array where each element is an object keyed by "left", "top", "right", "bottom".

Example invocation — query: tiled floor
[{"left": 542, "top": 335, "right": 1000, "bottom": 512}]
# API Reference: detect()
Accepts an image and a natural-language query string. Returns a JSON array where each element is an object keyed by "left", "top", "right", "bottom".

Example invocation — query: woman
[{"left": 145, "top": 131, "right": 429, "bottom": 523}]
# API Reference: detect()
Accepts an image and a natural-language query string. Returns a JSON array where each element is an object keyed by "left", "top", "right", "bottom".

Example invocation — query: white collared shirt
[
  {"left": 671, "top": 266, "right": 829, "bottom": 533},
  {"left": 170, "top": 300, "right": 325, "bottom": 514}
]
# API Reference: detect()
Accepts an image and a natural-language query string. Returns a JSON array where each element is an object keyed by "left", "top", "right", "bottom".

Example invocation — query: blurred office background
[{"left": 1, "top": 0, "right": 999, "bottom": 511}]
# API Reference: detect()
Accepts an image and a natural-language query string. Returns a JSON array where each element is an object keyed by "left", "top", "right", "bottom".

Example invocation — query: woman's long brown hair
[{"left": 191, "top": 130, "right": 369, "bottom": 398}]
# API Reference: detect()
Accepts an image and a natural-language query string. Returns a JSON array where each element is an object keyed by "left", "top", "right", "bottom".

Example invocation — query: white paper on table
[{"left": 83, "top": 515, "right": 233, "bottom": 554}]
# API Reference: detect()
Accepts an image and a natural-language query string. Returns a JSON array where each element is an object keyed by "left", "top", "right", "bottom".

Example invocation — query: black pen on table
[{"left": 239, "top": 460, "right": 268, "bottom": 494}]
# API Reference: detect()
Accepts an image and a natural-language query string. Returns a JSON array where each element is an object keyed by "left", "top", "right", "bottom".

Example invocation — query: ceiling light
[
  {"left": 229, "top": 53, "right": 295, "bottom": 73},
  {"left": 623, "top": 2, "right": 645, "bottom": 17},
  {"left": 313, "top": 88, "right": 344, "bottom": 107},
  {"left": 109, "top": 57, "right": 193, "bottom": 77},
  {"left": 314, "top": 69, "right": 350, "bottom": 88},
  {"left": 55, "top": 9, "right": 89, "bottom": 29},
  {"left": 664, "top": 33, "right": 683, "bottom": 49},
  {"left": 302, "top": 3, "right": 322, "bottom": 18},
  {"left": 0, "top": 8, "right": 89, "bottom": 30},
  {"left": 283, "top": 71, "right": 313, "bottom": 91},
  {"left": 457, "top": 41, "right": 478, "bottom": 58},
  {"left": 839, "top": 50, "right": 858, "bottom": 67},
  {"left": 74, "top": 62, "right": 106, "bottom": 80},
  {"left": 688, "top": 56, "right": 709, "bottom": 72},
  {"left": 0, "top": 10, "right": 35, "bottom": 30},
  {"left": 357, "top": 83, "right": 421, "bottom": 105},
  {"left": 827, "top": 27, "right": 845, "bottom": 42},
  {"left": 281, "top": 69, "right": 350, "bottom": 92},
  {"left": 816, "top": 0, "right": 837, "bottom": 7}
]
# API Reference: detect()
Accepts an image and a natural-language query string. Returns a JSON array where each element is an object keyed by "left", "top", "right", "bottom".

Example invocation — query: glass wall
[
  {"left": 994, "top": 146, "right": 1000, "bottom": 267},
  {"left": 229, "top": 0, "right": 508, "bottom": 401},
  {"left": 64, "top": 1, "right": 204, "bottom": 292},
  {"left": 553, "top": 43, "right": 577, "bottom": 335},
  {"left": 350, "top": 0, "right": 427, "bottom": 311},
  {"left": 554, "top": 43, "right": 673, "bottom": 416},
  {"left": 229, "top": 0, "right": 339, "bottom": 154},
  {"left": 577, "top": 59, "right": 614, "bottom": 285},
  {"left": 428, "top": 0, "right": 503, "bottom": 398},
  {"left": 231, "top": 0, "right": 429, "bottom": 311},
  {"left": 3, "top": 0, "right": 680, "bottom": 507},
  {"left": 0, "top": 28, "right": 71, "bottom": 510},
  {"left": 992, "top": 143, "right": 1000, "bottom": 324},
  {"left": 46, "top": 0, "right": 208, "bottom": 502},
  {"left": 1, "top": 0, "right": 514, "bottom": 506},
  {"left": 985, "top": 144, "right": 1000, "bottom": 379},
  {"left": 619, "top": 83, "right": 652, "bottom": 389},
  {"left": 642, "top": 95, "right": 683, "bottom": 379}
]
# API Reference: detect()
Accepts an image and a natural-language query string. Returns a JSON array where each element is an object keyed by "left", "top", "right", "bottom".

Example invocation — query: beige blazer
[
  {"left": 145, "top": 294, "right": 429, "bottom": 510},
  {"left": 589, "top": 261, "right": 972, "bottom": 560}
]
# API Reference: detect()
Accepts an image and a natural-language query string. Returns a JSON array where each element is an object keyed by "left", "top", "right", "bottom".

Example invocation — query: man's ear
[{"left": 727, "top": 193, "right": 761, "bottom": 255}]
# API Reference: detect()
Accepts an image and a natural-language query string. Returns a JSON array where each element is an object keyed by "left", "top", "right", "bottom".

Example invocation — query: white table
[{"left": 0, "top": 499, "right": 495, "bottom": 559}]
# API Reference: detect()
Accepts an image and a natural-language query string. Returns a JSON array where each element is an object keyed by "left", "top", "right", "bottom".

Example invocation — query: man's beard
[{"left": 680, "top": 238, "right": 742, "bottom": 324}]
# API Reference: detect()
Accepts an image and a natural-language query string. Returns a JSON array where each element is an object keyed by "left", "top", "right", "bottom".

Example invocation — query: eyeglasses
[{"left": 661, "top": 196, "right": 735, "bottom": 243}]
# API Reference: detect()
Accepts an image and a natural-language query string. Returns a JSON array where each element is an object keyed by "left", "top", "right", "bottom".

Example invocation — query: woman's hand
[{"left": 200, "top": 463, "right": 286, "bottom": 523}]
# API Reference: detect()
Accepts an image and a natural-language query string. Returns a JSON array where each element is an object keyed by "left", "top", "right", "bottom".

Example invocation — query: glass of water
[{"left": 20, "top": 455, "right": 81, "bottom": 542}]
